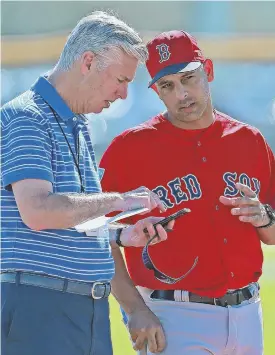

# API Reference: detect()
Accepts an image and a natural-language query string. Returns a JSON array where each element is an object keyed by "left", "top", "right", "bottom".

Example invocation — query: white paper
[
  {"left": 75, "top": 207, "right": 150, "bottom": 232},
  {"left": 75, "top": 216, "right": 108, "bottom": 232}
]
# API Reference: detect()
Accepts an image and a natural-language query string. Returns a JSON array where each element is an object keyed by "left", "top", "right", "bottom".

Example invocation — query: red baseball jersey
[{"left": 100, "top": 111, "right": 275, "bottom": 297}]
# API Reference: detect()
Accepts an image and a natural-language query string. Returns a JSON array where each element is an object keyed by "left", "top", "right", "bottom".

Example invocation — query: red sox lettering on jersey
[{"left": 152, "top": 172, "right": 261, "bottom": 209}]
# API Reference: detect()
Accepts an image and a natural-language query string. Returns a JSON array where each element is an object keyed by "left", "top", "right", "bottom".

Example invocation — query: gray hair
[{"left": 56, "top": 11, "right": 148, "bottom": 71}]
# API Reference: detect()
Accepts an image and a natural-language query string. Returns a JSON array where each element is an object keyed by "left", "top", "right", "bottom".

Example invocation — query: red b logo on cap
[{"left": 156, "top": 44, "right": 171, "bottom": 63}]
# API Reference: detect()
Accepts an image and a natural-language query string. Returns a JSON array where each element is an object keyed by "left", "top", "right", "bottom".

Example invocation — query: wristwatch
[
  {"left": 115, "top": 228, "right": 125, "bottom": 247},
  {"left": 257, "top": 204, "right": 275, "bottom": 229}
]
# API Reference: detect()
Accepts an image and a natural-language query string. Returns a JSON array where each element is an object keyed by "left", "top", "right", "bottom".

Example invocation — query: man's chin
[
  {"left": 177, "top": 113, "right": 199, "bottom": 122},
  {"left": 96, "top": 102, "right": 111, "bottom": 113},
  {"left": 88, "top": 106, "right": 104, "bottom": 114}
]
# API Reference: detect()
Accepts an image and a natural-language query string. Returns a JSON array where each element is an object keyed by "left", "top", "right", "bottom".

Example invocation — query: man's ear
[
  {"left": 80, "top": 51, "right": 96, "bottom": 75},
  {"left": 203, "top": 59, "right": 214, "bottom": 82}
]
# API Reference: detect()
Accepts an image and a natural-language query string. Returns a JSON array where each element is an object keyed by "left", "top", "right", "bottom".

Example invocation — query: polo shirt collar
[{"left": 31, "top": 75, "right": 75, "bottom": 122}]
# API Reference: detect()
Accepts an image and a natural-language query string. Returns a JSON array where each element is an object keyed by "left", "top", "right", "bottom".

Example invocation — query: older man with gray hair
[{"left": 1, "top": 11, "right": 172, "bottom": 355}]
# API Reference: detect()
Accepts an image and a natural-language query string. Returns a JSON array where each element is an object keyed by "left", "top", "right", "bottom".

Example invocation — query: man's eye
[
  {"left": 162, "top": 83, "right": 171, "bottom": 89},
  {"left": 186, "top": 76, "right": 194, "bottom": 80},
  {"left": 117, "top": 78, "right": 124, "bottom": 83}
]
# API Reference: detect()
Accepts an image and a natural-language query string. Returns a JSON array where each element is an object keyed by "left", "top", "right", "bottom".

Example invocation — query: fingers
[
  {"left": 141, "top": 218, "right": 169, "bottom": 242},
  {"left": 220, "top": 183, "right": 258, "bottom": 207},
  {"left": 133, "top": 328, "right": 166, "bottom": 353},
  {"left": 235, "top": 182, "right": 257, "bottom": 198},
  {"left": 133, "top": 333, "right": 147, "bottom": 351},
  {"left": 155, "top": 327, "right": 166, "bottom": 352},
  {"left": 155, "top": 224, "right": 168, "bottom": 242},
  {"left": 151, "top": 192, "right": 166, "bottom": 213},
  {"left": 130, "top": 333, "right": 138, "bottom": 344},
  {"left": 146, "top": 189, "right": 166, "bottom": 213},
  {"left": 132, "top": 186, "right": 166, "bottom": 213},
  {"left": 219, "top": 183, "right": 268, "bottom": 227},
  {"left": 137, "top": 217, "right": 161, "bottom": 236},
  {"left": 232, "top": 205, "right": 267, "bottom": 225},
  {"left": 141, "top": 217, "right": 164, "bottom": 232},
  {"left": 144, "top": 216, "right": 174, "bottom": 241},
  {"left": 232, "top": 207, "right": 263, "bottom": 224},
  {"left": 128, "top": 218, "right": 164, "bottom": 248},
  {"left": 231, "top": 206, "right": 261, "bottom": 216},
  {"left": 146, "top": 223, "right": 158, "bottom": 238},
  {"left": 219, "top": 195, "right": 258, "bottom": 207},
  {"left": 166, "top": 219, "right": 175, "bottom": 230},
  {"left": 128, "top": 309, "right": 166, "bottom": 354},
  {"left": 238, "top": 214, "right": 262, "bottom": 223},
  {"left": 147, "top": 333, "right": 158, "bottom": 353},
  {"left": 131, "top": 216, "right": 173, "bottom": 247},
  {"left": 219, "top": 196, "right": 234, "bottom": 206}
]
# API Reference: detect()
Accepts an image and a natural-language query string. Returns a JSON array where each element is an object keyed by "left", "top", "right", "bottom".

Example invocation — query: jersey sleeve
[
  {"left": 100, "top": 136, "right": 124, "bottom": 193},
  {"left": 1, "top": 107, "right": 54, "bottom": 191},
  {"left": 256, "top": 131, "right": 275, "bottom": 209},
  {"left": 100, "top": 135, "right": 136, "bottom": 223},
  {"left": 265, "top": 143, "right": 275, "bottom": 209}
]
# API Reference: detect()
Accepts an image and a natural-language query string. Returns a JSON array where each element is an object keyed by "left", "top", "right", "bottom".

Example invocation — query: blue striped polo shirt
[{"left": 1, "top": 76, "right": 115, "bottom": 283}]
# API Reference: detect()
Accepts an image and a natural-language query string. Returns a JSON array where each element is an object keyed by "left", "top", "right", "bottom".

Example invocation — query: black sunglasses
[{"left": 141, "top": 215, "right": 198, "bottom": 284}]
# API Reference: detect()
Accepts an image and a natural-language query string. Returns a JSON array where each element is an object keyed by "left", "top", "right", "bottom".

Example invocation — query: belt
[
  {"left": 1, "top": 272, "right": 111, "bottom": 299},
  {"left": 150, "top": 283, "right": 259, "bottom": 307}
]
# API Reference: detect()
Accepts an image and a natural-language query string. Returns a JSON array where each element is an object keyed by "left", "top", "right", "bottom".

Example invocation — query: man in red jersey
[{"left": 100, "top": 31, "right": 275, "bottom": 354}]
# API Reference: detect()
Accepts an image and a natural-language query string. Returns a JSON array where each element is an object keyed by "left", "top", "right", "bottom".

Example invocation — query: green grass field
[{"left": 110, "top": 246, "right": 275, "bottom": 355}]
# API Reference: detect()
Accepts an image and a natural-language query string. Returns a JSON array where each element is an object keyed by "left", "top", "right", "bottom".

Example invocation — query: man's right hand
[
  {"left": 128, "top": 307, "right": 166, "bottom": 353},
  {"left": 115, "top": 186, "right": 166, "bottom": 213}
]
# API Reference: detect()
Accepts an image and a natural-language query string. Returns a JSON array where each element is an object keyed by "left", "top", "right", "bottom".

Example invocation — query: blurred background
[
  {"left": 2, "top": 0, "right": 275, "bottom": 157},
  {"left": 1, "top": 1, "right": 275, "bottom": 354}
]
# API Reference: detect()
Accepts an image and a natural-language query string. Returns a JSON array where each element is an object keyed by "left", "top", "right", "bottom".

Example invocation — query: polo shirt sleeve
[{"left": 1, "top": 106, "right": 54, "bottom": 191}]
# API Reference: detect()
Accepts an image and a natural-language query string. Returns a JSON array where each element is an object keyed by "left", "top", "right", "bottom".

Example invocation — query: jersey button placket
[{"left": 196, "top": 141, "right": 206, "bottom": 162}]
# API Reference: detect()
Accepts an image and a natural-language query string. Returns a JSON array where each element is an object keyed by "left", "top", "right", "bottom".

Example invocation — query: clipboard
[{"left": 75, "top": 207, "right": 150, "bottom": 232}]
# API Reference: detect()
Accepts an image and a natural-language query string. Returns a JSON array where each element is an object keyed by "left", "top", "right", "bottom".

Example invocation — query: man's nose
[
  {"left": 175, "top": 86, "right": 188, "bottom": 100},
  {"left": 117, "top": 84, "right": 128, "bottom": 100}
]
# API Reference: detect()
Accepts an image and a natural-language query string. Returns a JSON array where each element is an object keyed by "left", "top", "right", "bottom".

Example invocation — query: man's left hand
[
  {"left": 219, "top": 182, "right": 269, "bottom": 227},
  {"left": 120, "top": 216, "right": 175, "bottom": 248},
  {"left": 128, "top": 308, "right": 166, "bottom": 353}
]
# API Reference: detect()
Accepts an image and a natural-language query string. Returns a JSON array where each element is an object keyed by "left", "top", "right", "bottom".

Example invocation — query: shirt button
[
  {"left": 197, "top": 141, "right": 201, "bottom": 146},
  {"left": 73, "top": 117, "right": 77, "bottom": 121},
  {"left": 224, "top": 238, "right": 227, "bottom": 244},
  {"left": 215, "top": 205, "right": 219, "bottom": 211},
  {"left": 231, "top": 272, "right": 234, "bottom": 277},
  {"left": 202, "top": 157, "right": 207, "bottom": 162}
]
